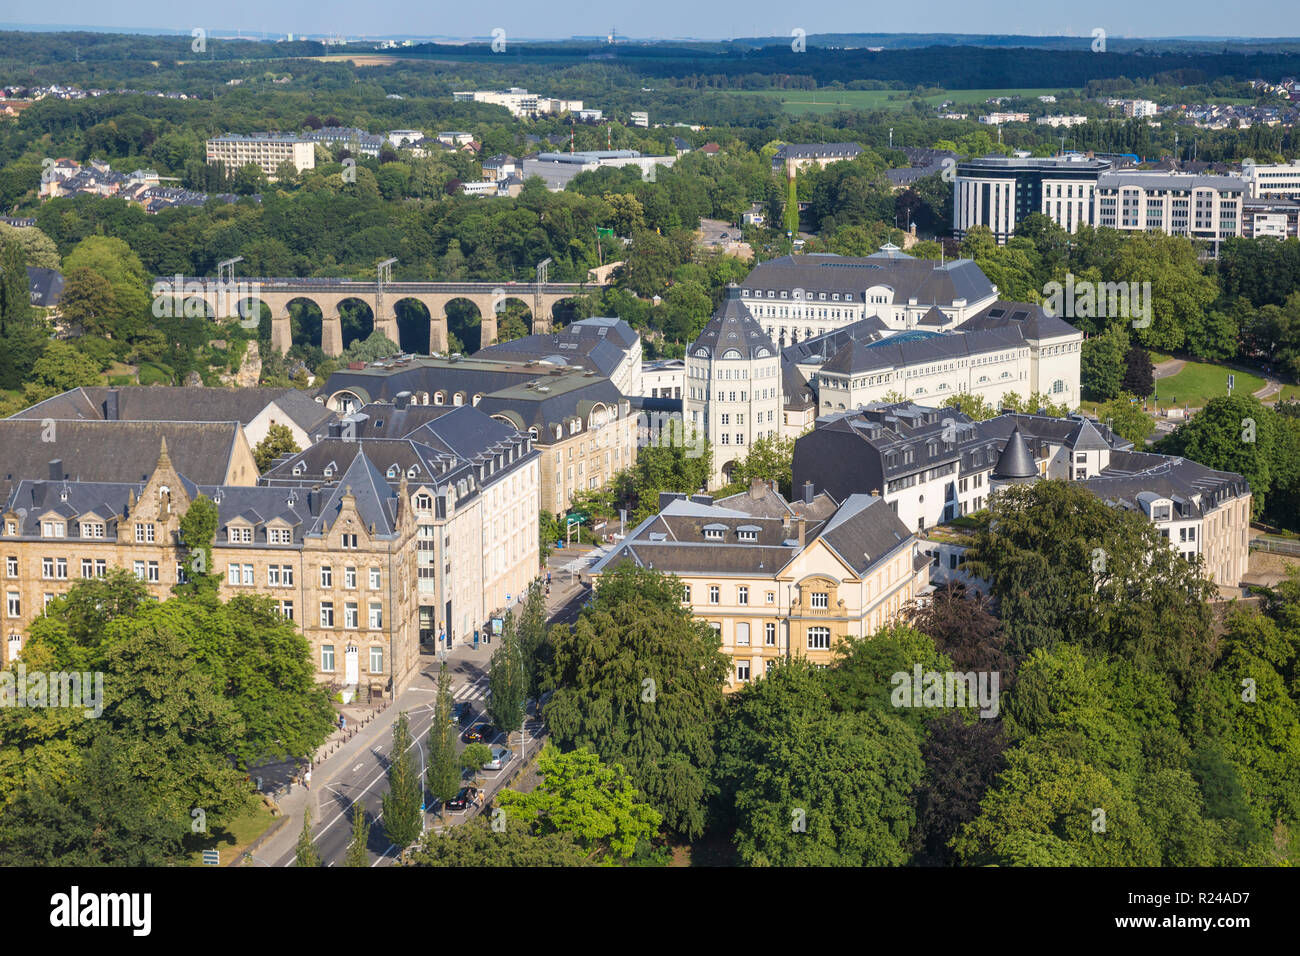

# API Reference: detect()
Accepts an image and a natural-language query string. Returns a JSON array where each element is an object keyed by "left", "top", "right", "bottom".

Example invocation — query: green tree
[
  {"left": 62, "top": 236, "right": 150, "bottom": 340},
  {"left": 1096, "top": 395, "right": 1155, "bottom": 446},
  {"left": 1080, "top": 324, "right": 1129, "bottom": 401},
  {"left": 28, "top": 341, "right": 100, "bottom": 394},
  {"left": 407, "top": 816, "right": 591, "bottom": 867},
  {"left": 1121, "top": 344, "right": 1155, "bottom": 397},
  {"left": 296, "top": 806, "right": 321, "bottom": 868},
  {"left": 253, "top": 423, "right": 302, "bottom": 473},
  {"left": 460, "top": 743, "right": 493, "bottom": 780},
  {"left": 544, "top": 565, "right": 730, "bottom": 839},
  {"left": 488, "top": 611, "right": 527, "bottom": 748},
  {"left": 731, "top": 433, "right": 796, "bottom": 497},
  {"left": 54, "top": 268, "right": 116, "bottom": 337},
  {"left": 178, "top": 494, "right": 221, "bottom": 595},
  {"left": 344, "top": 804, "right": 371, "bottom": 867},
  {"left": 0, "top": 222, "right": 60, "bottom": 269},
  {"left": 0, "top": 240, "right": 31, "bottom": 330},
  {"left": 940, "top": 392, "right": 997, "bottom": 421},
  {"left": 426, "top": 665, "right": 461, "bottom": 819},
  {"left": 1158, "top": 395, "right": 1276, "bottom": 516},
  {"left": 496, "top": 745, "right": 663, "bottom": 859},
  {"left": 516, "top": 580, "right": 549, "bottom": 702},
  {"left": 381, "top": 712, "right": 425, "bottom": 853}
]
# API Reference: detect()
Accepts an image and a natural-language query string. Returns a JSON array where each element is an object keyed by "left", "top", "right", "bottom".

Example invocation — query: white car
[{"left": 483, "top": 746, "right": 513, "bottom": 771}]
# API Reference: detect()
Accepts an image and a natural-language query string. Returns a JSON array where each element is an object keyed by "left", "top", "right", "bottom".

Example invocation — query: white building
[
  {"left": 387, "top": 129, "right": 425, "bottom": 148},
  {"left": 643, "top": 359, "right": 686, "bottom": 400},
  {"left": 1036, "top": 115, "right": 1089, "bottom": 128},
  {"left": 453, "top": 88, "right": 583, "bottom": 118},
  {"left": 954, "top": 155, "right": 1111, "bottom": 242},
  {"left": 521, "top": 150, "right": 676, "bottom": 191},
  {"left": 685, "top": 290, "right": 783, "bottom": 487},
  {"left": 1094, "top": 171, "right": 1245, "bottom": 243},
  {"left": 630, "top": 111, "right": 649, "bottom": 127},
  {"left": 1242, "top": 159, "right": 1300, "bottom": 200},
  {"left": 205, "top": 134, "right": 316, "bottom": 178}
]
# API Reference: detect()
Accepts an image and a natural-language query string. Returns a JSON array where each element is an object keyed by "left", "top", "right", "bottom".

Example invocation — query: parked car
[
  {"left": 445, "top": 786, "right": 483, "bottom": 811},
  {"left": 453, "top": 701, "right": 473, "bottom": 725},
  {"left": 461, "top": 725, "right": 485, "bottom": 743},
  {"left": 483, "top": 746, "right": 513, "bottom": 771}
]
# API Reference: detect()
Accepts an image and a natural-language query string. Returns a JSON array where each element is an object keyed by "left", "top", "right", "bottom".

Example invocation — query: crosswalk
[{"left": 454, "top": 677, "right": 490, "bottom": 702}]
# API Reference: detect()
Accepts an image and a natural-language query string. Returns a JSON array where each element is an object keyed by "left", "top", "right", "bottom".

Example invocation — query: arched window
[
  {"left": 1051, "top": 379, "right": 1066, "bottom": 394},
  {"left": 433, "top": 391, "right": 445, "bottom": 405},
  {"left": 453, "top": 393, "right": 465, "bottom": 406}
]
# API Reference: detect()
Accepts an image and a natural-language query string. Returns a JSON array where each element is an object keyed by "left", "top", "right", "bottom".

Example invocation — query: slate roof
[
  {"left": 991, "top": 427, "right": 1037, "bottom": 479},
  {"left": 0, "top": 420, "right": 245, "bottom": 506},
  {"left": 774, "top": 143, "right": 864, "bottom": 160},
  {"left": 690, "top": 288, "right": 777, "bottom": 360},
  {"left": 474, "top": 318, "right": 636, "bottom": 379},
  {"left": 818, "top": 326, "right": 1026, "bottom": 375},
  {"left": 1081, "top": 451, "right": 1251, "bottom": 519},
  {"left": 954, "top": 300, "right": 1081, "bottom": 341},
  {"left": 742, "top": 252, "right": 995, "bottom": 307},
  {"left": 781, "top": 360, "right": 816, "bottom": 410},
  {"left": 781, "top": 315, "right": 891, "bottom": 366}
]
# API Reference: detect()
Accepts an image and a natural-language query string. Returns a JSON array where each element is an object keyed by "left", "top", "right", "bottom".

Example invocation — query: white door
[{"left": 344, "top": 645, "right": 359, "bottom": 685}]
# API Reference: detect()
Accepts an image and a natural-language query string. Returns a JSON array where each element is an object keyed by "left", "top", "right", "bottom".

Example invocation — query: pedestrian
[
  {"left": 304, "top": 768, "right": 312, "bottom": 791},
  {"left": 340, "top": 714, "right": 346, "bottom": 731},
  {"left": 546, "top": 571, "right": 551, "bottom": 585}
]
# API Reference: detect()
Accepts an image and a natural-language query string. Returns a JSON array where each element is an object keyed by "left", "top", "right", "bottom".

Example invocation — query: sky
[{"left": 2, "top": 0, "right": 1299, "bottom": 42}]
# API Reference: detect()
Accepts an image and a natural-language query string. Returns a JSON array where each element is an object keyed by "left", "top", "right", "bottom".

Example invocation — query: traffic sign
[{"left": 202, "top": 850, "right": 220, "bottom": 866}]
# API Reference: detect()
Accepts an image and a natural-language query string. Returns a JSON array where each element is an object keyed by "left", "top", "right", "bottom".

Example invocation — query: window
[
  {"left": 682, "top": 584, "right": 691, "bottom": 603},
  {"left": 369, "top": 646, "right": 384, "bottom": 673},
  {"left": 281, "top": 601, "right": 294, "bottom": 620},
  {"left": 81, "top": 558, "right": 93, "bottom": 579},
  {"left": 369, "top": 567, "right": 381, "bottom": 590},
  {"left": 320, "top": 602, "right": 335, "bottom": 627},
  {"left": 738, "top": 586, "right": 749, "bottom": 606},
  {"left": 807, "top": 627, "right": 831, "bottom": 650},
  {"left": 227, "top": 525, "right": 250, "bottom": 543},
  {"left": 134, "top": 560, "right": 146, "bottom": 581},
  {"left": 43, "top": 520, "right": 66, "bottom": 538},
  {"left": 229, "top": 565, "right": 241, "bottom": 586},
  {"left": 55, "top": 558, "right": 67, "bottom": 580},
  {"left": 321, "top": 644, "right": 335, "bottom": 671},
  {"left": 765, "top": 622, "right": 777, "bottom": 645},
  {"left": 345, "top": 566, "right": 357, "bottom": 589},
  {"left": 344, "top": 602, "right": 358, "bottom": 629},
  {"left": 341, "top": 534, "right": 358, "bottom": 549},
  {"left": 95, "top": 559, "right": 106, "bottom": 578},
  {"left": 708, "top": 585, "right": 719, "bottom": 605},
  {"left": 810, "top": 591, "right": 829, "bottom": 609},
  {"left": 177, "top": 562, "right": 188, "bottom": 584},
  {"left": 242, "top": 564, "right": 253, "bottom": 586},
  {"left": 736, "top": 660, "right": 751, "bottom": 682},
  {"left": 135, "top": 523, "right": 156, "bottom": 543},
  {"left": 415, "top": 494, "right": 432, "bottom": 512},
  {"left": 41, "top": 557, "right": 55, "bottom": 579},
  {"left": 5, "top": 557, "right": 15, "bottom": 577},
  {"left": 320, "top": 566, "right": 332, "bottom": 588},
  {"left": 766, "top": 591, "right": 774, "bottom": 604},
  {"left": 269, "top": 566, "right": 282, "bottom": 586},
  {"left": 6, "top": 592, "right": 19, "bottom": 617},
  {"left": 369, "top": 603, "right": 383, "bottom": 629},
  {"left": 282, "top": 566, "right": 294, "bottom": 586},
  {"left": 269, "top": 528, "right": 291, "bottom": 544},
  {"left": 736, "top": 622, "right": 750, "bottom": 645}
]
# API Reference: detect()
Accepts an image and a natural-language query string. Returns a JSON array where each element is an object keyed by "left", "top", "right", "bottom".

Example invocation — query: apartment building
[
  {"left": 1, "top": 442, "right": 421, "bottom": 693},
  {"left": 474, "top": 316, "right": 643, "bottom": 398},
  {"left": 302, "top": 127, "right": 384, "bottom": 157},
  {"left": 1242, "top": 196, "right": 1300, "bottom": 239},
  {"left": 317, "top": 357, "right": 637, "bottom": 514},
  {"left": 1242, "top": 159, "right": 1300, "bottom": 200},
  {"left": 1036, "top": 115, "right": 1089, "bottom": 128},
  {"left": 642, "top": 359, "right": 686, "bottom": 401},
  {"left": 737, "top": 245, "right": 999, "bottom": 346},
  {"left": 521, "top": 150, "right": 676, "bottom": 191},
  {"left": 1094, "top": 171, "right": 1244, "bottom": 244},
  {"left": 452, "top": 88, "right": 583, "bottom": 118},
  {"left": 13, "top": 385, "right": 337, "bottom": 453},
  {"left": 684, "top": 289, "right": 784, "bottom": 487},
  {"left": 587, "top": 480, "right": 929, "bottom": 690},
  {"left": 205, "top": 134, "right": 316, "bottom": 178}
]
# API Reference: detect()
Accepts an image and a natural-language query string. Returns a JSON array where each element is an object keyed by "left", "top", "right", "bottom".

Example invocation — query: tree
[
  {"left": 407, "top": 816, "right": 592, "bottom": 867},
  {"left": 178, "top": 494, "right": 221, "bottom": 595},
  {"left": 0, "top": 222, "right": 60, "bottom": 269},
  {"left": 381, "top": 712, "right": 424, "bottom": 852},
  {"left": 1096, "top": 395, "right": 1155, "bottom": 446},
  {"left": 62, "top": 236, "right": 150, "bottom": 340},
  {"left": 940, "top": 392, "right": 996, "bottom": 422},
  {"left": 1158, "top": 395, "right": 1276, "bottom": 516},
  {"left": 460, "top": 743, "right": 493, "bottom": 781},
  {"left": 426, "top": 665, "right": 461, "bottom": 819},
  {"left": 783, "top": 175, "right": 800, "bottom": 235},
  {"left": 910, "top": 714, "right": 1009, "bottom": 865},
  {"left": 296, "top": 806, "right": 321, "bottom": 868},
  {"left": 253, "top": 423, "right": 302, "bottom": 473},
  {"left": 54, "top": 268, "right": 116, "bottom": 337},
  {"left": 1080, "top": 324, "right": 1129, "bottom": 401},
  {"left": 544, "top": 565, "right": 730, "bottom": 839},
  {"left": 495, "top": 745, "right": 662, "bottom": 859},
  {"left": 344, "top": 804, "right": 371, "bottom": 867},
  {"left": 516, "top": 580, "right": 549, "bottom": 702},
  {"left": 0, "top": 240, "right": 31, "bottom": 330},
  {"left": 28, "top": 341, "right": 100, "bottom": 393},
  {"left": 730, "top": 433, "right": 796, "bottom": 497},
  {"left": 1121, "top": 343, "right": 1155, "bottom": 397},
  {"left": 487, "top": 612, "right": 527, "bottom": 750}
]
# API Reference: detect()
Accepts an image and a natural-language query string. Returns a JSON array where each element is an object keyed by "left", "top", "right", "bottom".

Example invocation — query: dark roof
[
  {"left": 818, "top": 326, "right": 1025, "bottom": 375},
  {"left": 12, "top": 386, "right": 336, "bottom": 434},
  {"left": 775, "top": 143, "right": 863, "bottom": 160},
  {"left": 781, "top": 360, "right": 816, "bottom": 409},
  {"left": 954, "top": 300, "right": 1081, "bottom": 341},
  {"left": 26, "top": 266, "right": 64, "bottom": 307},
  {"left": 781, "top": 315, "right": 891, "bottom": 365},
  {"left": 742, "top": 252, "right": 995, "bottom": 308},
  {"left": 991, "top": 427, "right": 1037, "bottom": 479},
  {"left": 0, "top": 420, "right": 245, "bottom": 506},
  {"left": 473, "top": 318, "right": 637, "bottom": 378},
  {"left": 690, "top": 289, "right": 777, "bottom": 360}
]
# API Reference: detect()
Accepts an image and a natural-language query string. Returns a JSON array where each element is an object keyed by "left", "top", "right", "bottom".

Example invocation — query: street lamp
[{"left": 414, "top": 738, "right": 427, "bottom": 833}]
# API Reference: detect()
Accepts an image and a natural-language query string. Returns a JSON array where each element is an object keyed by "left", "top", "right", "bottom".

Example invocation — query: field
[
  {"left": 1152, "top": 359, "right": 1265, "bottom": 411},
  {"left": 732, "top": 87, "right": 1071, "bottom": 114},
  {"left": 186, "top": 801, "right": 279, "bottom": 867}
]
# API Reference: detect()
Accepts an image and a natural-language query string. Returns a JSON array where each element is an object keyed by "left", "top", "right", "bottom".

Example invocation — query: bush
[{"left": 137, "top": 362, "right": 174, "bottom": 386}]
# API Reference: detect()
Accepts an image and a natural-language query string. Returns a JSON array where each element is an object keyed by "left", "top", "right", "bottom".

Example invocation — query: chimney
[
  {"left": 394, "top": 391, "right": 411, "bottom": 410},
  {"left": 327, "top": 421, "right": 343, "bottom": 439},
  {"left": 308, "top": 486, "right": 321, "bottom": 517},
  {"left": 803, "top": 480, "right": 814, "bottom": 504},
  {"left": 749, "top": 476, "right": 765, "bottom": 500},
  {"left": 797, "top": 516, "right": 806, "bottom": 547},
  {"left": 48, "top": 459, "right": 63, "bottom": 481},
  {"left": 104, "top": 390, "right": 120, "bottom": 421}
]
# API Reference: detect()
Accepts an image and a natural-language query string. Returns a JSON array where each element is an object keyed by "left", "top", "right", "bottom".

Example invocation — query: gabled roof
[
  {"left": 316, "top": 452, "right": 400, "bottom": 539},
  {"left": 690, "top": 288, "right": 777, "bottom": 360}
]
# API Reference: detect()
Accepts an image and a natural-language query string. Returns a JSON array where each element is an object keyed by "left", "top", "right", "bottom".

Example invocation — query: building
[
  {"left": 630, "top": 111, "right": 649, "bottom": 127},
  {"left": 1123, "top": 99, "right": 1159, "bottom": 118},
  {"left": 588, "top": 480, "right": 929, "bottom": 689},
  {"left": 1094, "top": 171, "right": 1245, "bottom": 244},
  {"left": 1036, "top": 115, "right": 1089, "bottom": 128},
  {"left": 302, "top": 127, "right": 384, "bottom": 157},
  {"left": 436, "top": 132, "right": 475, "bottom": 147},
  {"left": 12, "top": 386, "right": 337, "bottom": 454},
  {"left": 316, "top": 357, "right": 637, "bottom": 514},
  {"left": 1242, "top": 159, "right": 1300, "bottom": 200},
  {"left": 473, "top": 317, "right": 643, "bottom": 398},
  {"left": 521, "top": 150, "right": 676, "bottom": 191},
  {"left": 793, "top": 403, "right": 1251, "bottom": 588},
  {"left": 979, "top": 112, "right": 1030, "bottom": 125},
  {"left": 684, "top": 289, "right": 783, "bottom": 487},
  {"left": 885, "top": 148, "right": 959, "bottom": 189},
  {"left": 953, "top": 154, "right": 1111, "bottom": 242},
  {"left": 452, "top": 89, "right": 583, "bottom": 119},
  {"left": 1242, "top": 196, "right": 1300, "bottom": 239},
  {"left": 772, "top": 142, "right": 864, "bottom": 175},
  {"left": 386, "top": 129, "right": 425, "bottom": 149},
  {"left": 205, "top": 134, "right": 316, "bottom": 178},
  {"left": 480, "top": 154, "right": 519, "bottom": 182},
  {"left": 738, "top": 245, "right": 999, "bottom": 346},
  {"left": 643, "top": 359, "right": 686, "bottom": 401},
  {"left": 261, "top": 399, "right": 540, "bottom": 649}
]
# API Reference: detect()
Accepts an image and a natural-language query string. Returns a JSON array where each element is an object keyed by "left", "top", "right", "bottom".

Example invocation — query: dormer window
[
  {"left": 227, "top": 525, "right": 252, "bottom": 543},
  {"left": 323, "top": 464, "right": 335, "bottom": 479},
  {"left": 293, "top": 462, "right": 306, "bottom": 476},
  {"left": 407, "top": 465, "right": 419, "bottom": 478},
  {"left": 43, "top": 520, "right": 66, "bottom": 538},
  {"left": 738, "top": 529, "right": 757, "bottom": 542},
  {"left": 387, "top": 465, "right": 400, "bottom": 479},
  {"left": 703, "top": 524, "right": 726, "bottom": 541},
  {"left": 415, "top": 493, "right": 432, "bottom": 512}
]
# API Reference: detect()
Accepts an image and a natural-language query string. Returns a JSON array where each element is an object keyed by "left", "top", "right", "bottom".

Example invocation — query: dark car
[
  {"left": 462, "top": 724, "right": 495, "bottom": 744},
  {"left": 445, "top": 786, "right": 482, "bottom": 811},
  {"left": 453, "top": 701, "right": 474, "bottom": 725}
]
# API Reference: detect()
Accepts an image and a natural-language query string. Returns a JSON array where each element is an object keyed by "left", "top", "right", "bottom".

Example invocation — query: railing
[{"left": 1250, "top": 536, "right": 1300, "bottom": 556}]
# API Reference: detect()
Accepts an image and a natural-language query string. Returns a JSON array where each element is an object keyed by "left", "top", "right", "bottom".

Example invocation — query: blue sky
[{"left": 3, "top": 1, "right": 1298, "bottom": 41}]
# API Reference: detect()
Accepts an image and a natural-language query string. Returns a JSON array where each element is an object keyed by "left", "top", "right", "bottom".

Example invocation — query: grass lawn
[
  {"left": 1152, "top": 360, "right": 1265, "bottom": 410},
  {"left": 1271, "top": 384, "right": 1300, "bottom": 403},
  {"left": 185, "top": 801, "right": 279, "bottom": 867},
  {"left": 731, "top": 87, "right": 1071, "bottom": 114}
]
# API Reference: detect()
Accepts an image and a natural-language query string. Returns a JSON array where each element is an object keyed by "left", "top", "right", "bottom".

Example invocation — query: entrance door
[{"left": 344, "top": 645, "right": 359, "bottom": 685}]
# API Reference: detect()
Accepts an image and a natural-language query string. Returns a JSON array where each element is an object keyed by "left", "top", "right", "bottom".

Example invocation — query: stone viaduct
[{"left": 151, "top": 276, "right": 603, "bottom": 356}]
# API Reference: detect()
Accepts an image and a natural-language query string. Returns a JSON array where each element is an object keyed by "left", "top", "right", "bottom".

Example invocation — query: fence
[{"left": 1250, "top": 537, "right": 1300, "bottom": 556}]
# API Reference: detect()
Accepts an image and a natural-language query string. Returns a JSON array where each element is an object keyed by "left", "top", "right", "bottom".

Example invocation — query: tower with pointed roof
[
  {"left": 989, "top": 426, "right": 1040, "bottom": 494},
  {"left": 685, "top": 287, "right": 782, "bottom": 488}
]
